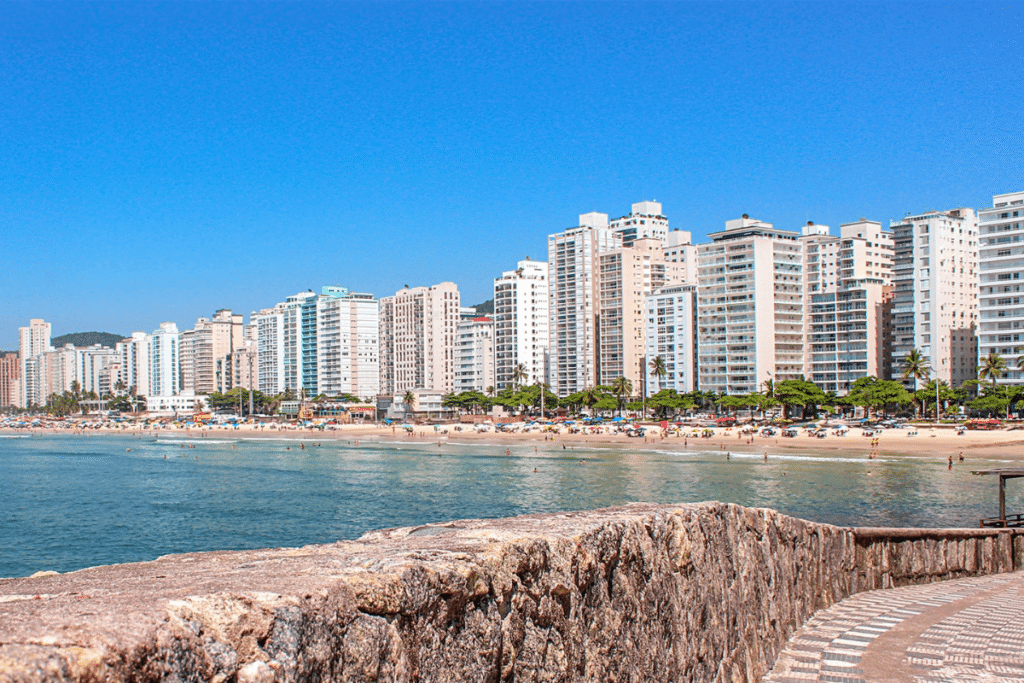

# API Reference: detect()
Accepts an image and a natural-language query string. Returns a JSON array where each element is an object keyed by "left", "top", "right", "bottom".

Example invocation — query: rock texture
[{"left": 0, "top": 502, "right": 1020, "bottom": 683}]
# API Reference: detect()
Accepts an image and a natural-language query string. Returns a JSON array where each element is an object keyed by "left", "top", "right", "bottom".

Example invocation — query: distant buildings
[
  {"left": 9, "top": 191, "right": 1022, "bottom": 413},
  {"left": 977, "top": 191, "right": 1024, "bottom": 385},
  {"left": 493, "top": 259, "right": 548, "bottom": 390}
]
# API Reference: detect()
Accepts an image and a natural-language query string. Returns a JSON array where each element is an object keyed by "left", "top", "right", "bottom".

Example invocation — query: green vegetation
[
  {"left": 51, "top": 332, "right": 124, "bottom": 348},
  {"left": 472, "top": 299, "right": 494, "bottom": 315}
]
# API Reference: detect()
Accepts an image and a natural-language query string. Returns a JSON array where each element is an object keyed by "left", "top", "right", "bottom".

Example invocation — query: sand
[{"left": 3, "top": 421, "right": 1023, "bottom": 463}]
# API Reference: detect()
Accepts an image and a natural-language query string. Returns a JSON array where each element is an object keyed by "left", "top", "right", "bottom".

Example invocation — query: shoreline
[{"left": 4, "top": 422, "right": 1024, "bottom": 461}]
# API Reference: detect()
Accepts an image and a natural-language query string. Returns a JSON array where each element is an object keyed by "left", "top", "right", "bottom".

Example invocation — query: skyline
[{"left": 3, "top": 2, "right": 1023, "bottom": 348}]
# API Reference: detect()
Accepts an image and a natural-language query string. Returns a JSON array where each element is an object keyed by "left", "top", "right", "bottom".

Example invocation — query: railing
[{"left": 980, "top": 513, "right": 1024, "bottom": 528}]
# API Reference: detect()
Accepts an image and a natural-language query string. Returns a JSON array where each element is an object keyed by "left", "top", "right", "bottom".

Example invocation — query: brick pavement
[{"left": 764, "top": 571, "right": 1024, "bottom": 683}]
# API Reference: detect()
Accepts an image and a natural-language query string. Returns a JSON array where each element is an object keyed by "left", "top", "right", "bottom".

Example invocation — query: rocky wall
[{"left": 0, "top": 503, "right": 1020, "bottom": 683}]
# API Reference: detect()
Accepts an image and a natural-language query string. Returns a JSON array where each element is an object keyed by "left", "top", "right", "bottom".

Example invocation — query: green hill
[
  {"left": 51, "top": 332, "right": 125, "bottom": 349},
  {"left": 473, "top": 299, "right": 494, "bottom": 315}
]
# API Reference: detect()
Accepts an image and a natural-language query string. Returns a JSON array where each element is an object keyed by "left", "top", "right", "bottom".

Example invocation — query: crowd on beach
[{"left": 4, "top": 412, "right": 1024, "bottom": 464}]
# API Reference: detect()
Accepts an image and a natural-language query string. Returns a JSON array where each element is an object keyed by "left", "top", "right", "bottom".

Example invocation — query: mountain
[
  {"left": 473, "top": 299, "right": 494, "bottom": 315},
  {"left": 51, "top": 332, "right": 125, "bottom": 349}
]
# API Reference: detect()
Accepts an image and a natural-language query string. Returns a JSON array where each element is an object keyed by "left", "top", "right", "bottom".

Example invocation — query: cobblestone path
[{"left": 764, "top": 571, "right": 1024, "bottom": 683}]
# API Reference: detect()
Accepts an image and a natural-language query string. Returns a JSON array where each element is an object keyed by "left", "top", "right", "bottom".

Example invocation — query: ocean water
[{"left": 1, "top": 433, "right": 1020, "bottom": 579}]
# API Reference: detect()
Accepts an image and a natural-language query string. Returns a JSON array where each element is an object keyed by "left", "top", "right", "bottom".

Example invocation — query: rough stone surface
[{"left": 0, "top": 502, "right": 1020, "bottom": 683}]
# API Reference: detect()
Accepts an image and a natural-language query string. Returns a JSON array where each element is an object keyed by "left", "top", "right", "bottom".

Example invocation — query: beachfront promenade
[{"left": 766, "top": 570, "right": 1024, "bottom": 683}]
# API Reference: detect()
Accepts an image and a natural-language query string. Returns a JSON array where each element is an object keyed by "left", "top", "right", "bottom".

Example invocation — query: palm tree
[
  {"left": 979, "top": 352, "right": 1008, "bottom": 418},
  {"left": 402, "top": 391, "right": 417, "bottom": 412},
  {"left": 901, "top": 348, "right": 931, "bottom": 418},
  {"left": 648, "top": 356, "right": 667, "bottom": 394},
  {"left": 485, "top": 385, "right": 495, "bottom": 398},
  {"left": 610, "top": 376, "right": 633, "bottom": 416},
  {"left": 511, "top": 363, "right": 529, "bottom": 389},
  {"left": 762, "top": 378, "right": 775, "bottom": 400}
]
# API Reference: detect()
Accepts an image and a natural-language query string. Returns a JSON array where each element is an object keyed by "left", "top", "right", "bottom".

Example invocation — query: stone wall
[{"left": 0, "top": 503, "right": 1020, "bottom": 683}]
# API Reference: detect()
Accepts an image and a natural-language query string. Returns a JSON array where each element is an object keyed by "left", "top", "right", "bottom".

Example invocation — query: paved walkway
[{"left": 765, "top": 572, "right": 1024, "bottom": 683}]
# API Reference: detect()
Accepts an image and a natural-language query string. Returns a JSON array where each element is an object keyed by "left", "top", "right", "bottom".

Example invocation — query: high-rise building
[
  {"left": 598, "top": 237, "right": 684, "bottom": 389},
  {"left": 662, "top": 230, "right": 698, "bottom": 284},
  {"left": 889, "top": 208, "right": 978, "bottom": 388},
  {"left": 315, "top": 287, "right": 380, "bottom": 399},
  {"left": 150, "top": 322, "right": 180, "bottom": 397},
  {"left": 801, "top": 220, "right": 894, "bottom": 394},
  {"left": 116, "top": 332, "right": 151, "bottom": 397},
  {"left": 379, "top": 282, "right": 460, "bottom": 394},
  {"left": 493, "top": 259, "right": 549, "bottom": 390},
  {"left": 256, "top": 288, "right": 379, "bottom": 399},
  {"left": 644, "top": 284, "right": 698, "bottom": 394},
  {"left": 611, "top": 201, "right": 669, "bottom": 247},
  {"left": 179, "top": 309, "right": 244, "bottom": 395},
  {"left": 977, "top": 191, "right": 1024, "bottom": 384},
  {"left": 18, "top": 319, "right": 51, "bottom": 408},
  {"left": 0, "top": 351, "right": 19, "bottom": 408},
  {"left": 697, "top": 216, "right": 804, "bottom": 395},
  {"left": 454, "top": 317, "right": 495, "bottom": 393},
  {"left": 548, "top": 212, "right": 620, "bottom": 396}
]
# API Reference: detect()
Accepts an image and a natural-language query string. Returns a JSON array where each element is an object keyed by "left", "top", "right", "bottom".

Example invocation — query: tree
[
  {"left": 774, "top": 379, "right": 827, "bottom": 420},
  {"left": 648, "top": 356, "right": 667, "bottom": 394},
  {"left": 402, "top": 391, "right": 417, "bottom": 411},
  {"left": 846, "top": 376, "right": 913, "bottom": 419},
  {"left": 511, "top": 363, "right": 529, "bottom": 389},
  {"left": 610, "top": 376, "right": 633, "bottom": 416},
  {"left": 901, "top": 349, "right": 931, "bottom": 417},
  {"left": 978, "top": 352, "right": 1009, "bottom": 417}
]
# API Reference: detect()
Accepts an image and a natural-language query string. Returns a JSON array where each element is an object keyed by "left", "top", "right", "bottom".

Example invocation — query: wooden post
[{"left": 1000, "top": 474, "right": 1007, "bottom": 525}]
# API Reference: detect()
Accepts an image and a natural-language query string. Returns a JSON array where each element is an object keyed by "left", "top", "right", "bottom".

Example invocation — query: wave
[{"left": 155, "top": 439, "right": 238, "bottom": 445}]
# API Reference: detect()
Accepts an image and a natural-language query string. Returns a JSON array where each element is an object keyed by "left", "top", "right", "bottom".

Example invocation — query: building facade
[
  {"left": 644, "top": 284, "right": 698, "bottom": 394},
  {"left": 547, "top": 212, "right": 620, "bottom": 396},
  {"left": 598, "top": 237, "right": 683, "bottom": 389},
  {"left": 493, "top": 259, "right": 549, "bottom": 390},
  {"left": 802, "top": 220, "right": 894, "bottom": 394},
  {"left": 379, "top": 282, "right": 460, "bottom": 394},
  {"left": 889, "top": 208, "right": 978, "bottom": 388},
  {"left": 149, "top": 322, "right": 180, "bottom": 397},
  {"left": 18, "top": 318, "right": 51, "bottom": 408},
  {"left": 454, "top": 317, "right": 495, "bottom": 393},
  {"left": 977, "top": 191, "right": 1024, "bottom": 384},
  {"left": 0, "top": 351, "right": 19, "bottom": 408},
  {"left": 697, "top": 216, "right": 804, "bottom": 395},
  {"left": 315, "top": 287, "right": 380, "bottom": 399},
  {"left": 610, "top": 201, "right": 669, "bottom": 247}
]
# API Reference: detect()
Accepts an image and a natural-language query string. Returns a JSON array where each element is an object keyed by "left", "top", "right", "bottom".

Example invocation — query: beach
[{"left": 4, "top": 420, "right": 1023, "bottom": 462}]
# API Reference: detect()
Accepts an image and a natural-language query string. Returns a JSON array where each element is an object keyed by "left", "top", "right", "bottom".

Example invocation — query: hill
[
  {"left": 51, "top": 332, "right": 125, "bottom": 349},
  {"left": 473, "top": 299, "right": 494, "bottom": 315}
]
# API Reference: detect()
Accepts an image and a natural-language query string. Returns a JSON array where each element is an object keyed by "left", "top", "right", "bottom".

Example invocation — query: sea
[{"left": 2, "top": 433, "right": 1020, "bottom": 579}]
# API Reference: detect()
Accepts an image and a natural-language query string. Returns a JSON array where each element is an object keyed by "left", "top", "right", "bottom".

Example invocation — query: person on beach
[
  {"left": 948, "top": 454, "right": 953, "bottom": 470},
  {"left": 959, "top": 451, "right": 964, "bottom": 462}
]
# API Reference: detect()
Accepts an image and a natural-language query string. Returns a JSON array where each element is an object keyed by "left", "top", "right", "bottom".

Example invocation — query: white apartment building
[
  {"left": 255, "top": 306, "right": 286, "bottom": 395},
  {"left": 598, "top": 237, "right": 684, "bottom": 389},
  {"left": 548, "top": 212, "right": 621, "bottom": 396},
  {"left": 977, "top": 191, "right": 1024, "bottom": 383},
  {"left": 802, "top": 220, "right": 894, "bottom": 394},
  {"left": 697, "top": 216, "right": 804, "bottom": 395},
  {"left": 116, "top": 332, "right": 151, "bottom": 397},
  {"left": 149, "top": 322, "right": 180, "bottom": 397},
  {"left": 663, "top": 230, "right": 698, "bottom": 284},
  {"left": 454, "top": 316, "right": 495, "bottom": 393},
  {"left": 379, "top": 282, "right": 460, "bottom": 394},
  {"left": 493, "top": 258, "right": 549, "bottom": 390},
  {"left": 889, "top": 208, "right": 978, "bottom": 387},
  {"left": 315, "top": 287, "right": 380, "bottom": 399},
  {"left": 18, "top": 318, "right": 51, "bottom": 408},
  {"left": 645, "top": 284, "right": 698, "bottom": 394},
  {"left": 611, "top": 201, "right": 669, "bottom": 247}
]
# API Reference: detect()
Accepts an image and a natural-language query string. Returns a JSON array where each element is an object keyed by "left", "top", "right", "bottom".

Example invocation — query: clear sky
[{"left": 2, "top": 1, "right": 1022, "bottom": 349}]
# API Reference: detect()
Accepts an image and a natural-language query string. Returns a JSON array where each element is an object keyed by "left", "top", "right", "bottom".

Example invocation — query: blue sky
[{"left": 2, "top": 1, "right": 1022, "bottom": 348}]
